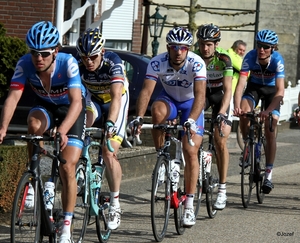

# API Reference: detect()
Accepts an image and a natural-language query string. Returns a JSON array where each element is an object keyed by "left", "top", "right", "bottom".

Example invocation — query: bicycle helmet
[
  {"left": 166, "top": 27, "right": 193, "bottom": 46},
  {"left": 26, "top": 21, "right": 60, "bottom": 50},
  {"left": 76, "top": 28, "right": 106, "bottom": 56},
  {"left": 196, "top": 24, "right": 221, "bottom": 42},
  {"left": 255, "top": 29, "right": 278, "bottom": 45}
]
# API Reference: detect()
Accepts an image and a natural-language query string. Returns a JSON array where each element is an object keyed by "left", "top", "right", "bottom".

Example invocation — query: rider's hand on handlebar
[
  {"left": 293, "top": 106, "right": 300, "bottom": 125},
  {"left": 104, "top": 120, "right": 117, "bottom": 139},
  {"left": 183, "top": 118, "right": 198, "bottom": 136},
  {"left": 233, "top": 107, "right": 243, "bottom": 116},
  {"left": 129, "top": 116, "right": 143, "bottom": 136}
]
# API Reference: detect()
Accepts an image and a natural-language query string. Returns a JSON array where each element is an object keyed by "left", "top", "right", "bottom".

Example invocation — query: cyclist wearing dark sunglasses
[
  {"left": 194, "top": 23, "right": 233, "bottom": 211},
  {"left": 0, "top": 21, "right": 86, "bottom": 243},
  {"left": 76, "top": 28, "right": 129, "bottom": 230},
  {"left": 233, "top": 29, "right": 285, "bottom": 194},
  {"left": 130, "top": 27, "right": 207, "bottom": 227}
]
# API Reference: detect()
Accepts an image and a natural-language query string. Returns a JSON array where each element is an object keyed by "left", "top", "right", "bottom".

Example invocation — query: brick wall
[
  {"left": 131, "top": 0, "right": 143, "bottom": 53},
  {"left": 0, "top": 0, "right": 56, "bottom": 39}
]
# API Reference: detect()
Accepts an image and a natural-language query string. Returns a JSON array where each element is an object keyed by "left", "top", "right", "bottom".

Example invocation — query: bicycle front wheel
[
  {"left": 256, "top": 138, "right": 266, "bottom": 204},
  {"left": 95, "top": 166, "right": 112, "bottom": 243},
  {"left": 151, "top": 156, "right": 170, "bottom": 242},
  {"left": 11, "top": 172, "right": 41, "bottom": 243},
  {"left": 241, "top": 141, "right": 254, "bottom": 208},
  {"left": 206, "top": 150, "right": 219, "bottom": 218},
  {"left": 72, "top": 159, "right": 90, "bottom": 243}
]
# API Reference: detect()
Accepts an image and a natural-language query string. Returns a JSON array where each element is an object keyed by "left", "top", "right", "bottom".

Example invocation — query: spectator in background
[{"left": 230, "top": 40, "right": 247, "bottom": 57}]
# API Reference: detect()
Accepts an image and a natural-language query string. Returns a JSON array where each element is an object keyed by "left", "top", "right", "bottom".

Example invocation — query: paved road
[{"left": 1, "top": 125, "right": 300, "bottom": 243}]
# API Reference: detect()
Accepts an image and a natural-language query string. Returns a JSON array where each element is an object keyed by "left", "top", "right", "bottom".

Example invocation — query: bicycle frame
[{"left": 79, "top": 128, "right": 108, "bottom": 216}]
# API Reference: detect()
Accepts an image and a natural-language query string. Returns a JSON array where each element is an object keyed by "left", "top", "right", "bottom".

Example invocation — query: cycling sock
[
  {"left": 110, "top": 191, "right": 120, "bottom": 207},
  {"left": 218, "top": 183, "right": 226, "bottom": 194},
  {"left": 185, "top": 194, "right": 194, "bottom": 209},
  {"left": 61, "top": 212, "right": 73, "bottom": 237},
  {"left": 265, "top": 164, "right": 273, "bottom": 181}
]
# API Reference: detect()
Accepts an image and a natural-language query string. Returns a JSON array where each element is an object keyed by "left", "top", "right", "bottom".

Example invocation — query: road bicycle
[
  {"left": 236, "top": 100, "right": 278, "bottom": 151},
  {"left": 4, "top": 132, "right": 87, "bottom": 243},
  {"left": 238, "top": 111, "right": 274, "bottom": 208},
  {"left": 200, "top": 117, "right": 220, "bottom": 219},
  {"left": 134, "top": 123, "right": 200, "bottom": 242},
  {"left": 74, "top": 127, "right": 114, "bottom": 243}
]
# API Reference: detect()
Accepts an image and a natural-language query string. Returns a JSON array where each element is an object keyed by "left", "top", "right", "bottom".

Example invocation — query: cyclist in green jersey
[{"left": 194, "top": 23, "right": 233, "bottom": 210}]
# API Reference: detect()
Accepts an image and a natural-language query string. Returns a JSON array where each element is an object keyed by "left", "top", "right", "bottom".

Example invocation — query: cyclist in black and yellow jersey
[
  {"left": 194, "top": 23, "right": 233, "bottom": 210},
  {"left": 76, "top": 28, "right": 129, "bottom": 230}
]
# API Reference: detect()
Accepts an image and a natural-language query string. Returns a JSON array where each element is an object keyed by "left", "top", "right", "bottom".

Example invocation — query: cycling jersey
[
  {"left": 78, "top": 51, "right": 129, "bottom": 103},
  {"left": 194, "top": 49, "right": 233, "bottom": 89},
  {"left": 10, "top": 52, "right": 85, "bottom": 105},
  {"left": 240, "top": 49, "right": 285, "bottom": 86},
  {"left": 145, "top": 51, "right": 206, "bottom": 102}
]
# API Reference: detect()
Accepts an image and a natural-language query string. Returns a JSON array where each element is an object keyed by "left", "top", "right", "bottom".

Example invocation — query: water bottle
[
  {"left": 170, "top": 159, "right": 180, "bottom": 185},
  {"left": 255, "top": 142, "right": 262, "bottom": 163},
  {"left": 203, "top": 150, "right": 212, "bottom": 173},
  {"left": 44, "top": 181, "right": 55, "bottom": 210}
]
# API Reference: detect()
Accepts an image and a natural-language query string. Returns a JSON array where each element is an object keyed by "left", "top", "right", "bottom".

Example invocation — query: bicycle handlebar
[
  {"left": 85, "top": 127, "right": 114, "bottom": 153},
  {"left": 133, "top": 123, "right": 195, "bottom": 146},
  {"left": 3, "top": 133, "right": 66, "bottom": 164},
  {"left": 237, "top": 111, "right": 274, "bottom": 132}
]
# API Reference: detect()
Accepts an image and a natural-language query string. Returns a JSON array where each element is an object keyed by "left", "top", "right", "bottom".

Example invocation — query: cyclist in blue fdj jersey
[
  {"left": 0, "top": 21, "right": 86, "bottom": 243},
  {"left": 76, "top": 28, "right": 129, "bottom": 230},
  {"left": 194, "top": 24, "right": 233, "bottom": 210},
  {"left": 233, "top": 29, "right": 285, "bottom": 194},
  {"left": 130, "top": 27, "right": 207, "bottom": 227}
]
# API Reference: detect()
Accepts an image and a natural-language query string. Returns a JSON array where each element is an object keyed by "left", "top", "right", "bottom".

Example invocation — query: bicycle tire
[
  {"left": 193, "top": 150, "right": 203, "bottom": 218},
  {"left": 11, "top": 172, "right": 41, "bottom": 243},
  {"left": 256, "top": 137, "right": 266, "bottom": 204},
  {"left": 174, "top": 162, "right": 185, "bottom": 235},
  {"left": 206, "top": 150, "right": 218, "bottom": 218},
  {"left": 151, "top": 156, "right": 170, "bottom": 242},
  {"left": 95, "top": 166, "right": 112, "bottom": 243},
  {"left": 241, "top": 141, "right": 253, "bottom": 208},
  {"left": 72, "top": 159, "right": 90, "bottom": 243}
]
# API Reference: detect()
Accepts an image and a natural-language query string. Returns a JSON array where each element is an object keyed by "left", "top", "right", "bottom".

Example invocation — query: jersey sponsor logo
[
  {"left": 276, "top": 60, "right": 284, "bottom": 72},
  {"left": 162, "top": 79, "right": 192, "bottom": 88},
  {"left": 179, "top": 79, "right": 192, "bottom": 88},
  {"left": 192, "top": 62, "right": 203, "bottom": 72},
  {"left": 207, "top": 72, "right": 223, "bottom": 80},
  {"left": 151, "top": 61, "right": 160, "bottom": 72},
  {"left": 67, "top": 58, "right": 79, "bottom": 78},
  {"left": 12, "top": 63, "right": 24, "bottom": 80}
]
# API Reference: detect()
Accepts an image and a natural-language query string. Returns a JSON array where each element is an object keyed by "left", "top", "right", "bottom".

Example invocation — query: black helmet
[{"left": 196, "top": 24, "right": 221, "bottom": 42}]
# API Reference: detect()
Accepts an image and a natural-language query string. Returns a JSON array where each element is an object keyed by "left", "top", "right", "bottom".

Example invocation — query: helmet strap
[{"left": 258, "top": 55, "right": 270, "bottom": 61}]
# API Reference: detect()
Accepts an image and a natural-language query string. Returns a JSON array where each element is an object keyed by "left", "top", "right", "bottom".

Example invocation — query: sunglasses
[
  {"left": 81, "top": 54, "right": 99, "bottom": 61},
  {"left": 30, "top": 49, "right": 55, "bottom": 58},
  {"left": 256, "top": 43, "right": 272, "bottom": 50},
  {"left": 168, "top": 45, "right": 189, "bottom": 52}
]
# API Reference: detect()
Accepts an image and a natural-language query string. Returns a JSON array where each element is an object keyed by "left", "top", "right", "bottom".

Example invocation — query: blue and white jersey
[
  {"left": 145, "top": 51, "right": 207, "bottom": 102},
  {"left": 10, "top": 52, "right": 84, "bottom": 105},
  {"left": 240, "top": 49, "right": 285, "bottom": 86}
]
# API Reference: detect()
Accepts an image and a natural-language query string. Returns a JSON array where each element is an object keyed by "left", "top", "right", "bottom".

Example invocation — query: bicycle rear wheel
[
  {"left": 241, "top": 141, "right": 254, "bottom": 208},
  {"left": 151, "top": 156, "right": 170, "bottom": 242},
  {"left": 11, "top": 172, "right": 41, "bottom": 243},
  {"left": 256, "top": 138, "right": 266, "bottom": 204},
  {"left": 174, "top": 162, "right": 185, "bottom": 235},
  {"left": 95, "top": 166, "right": 112, "bottom": 243},
  {"left": 206, "top": 150, "right": 219, "bottom": 218},
  {"left": 72, "top": 159, "right": 90, "bottom": 242}
]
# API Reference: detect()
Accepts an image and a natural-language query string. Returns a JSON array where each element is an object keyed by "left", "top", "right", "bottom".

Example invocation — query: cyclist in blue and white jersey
[
  {"left": 0, "top": 21, "right": 86, "bottom": 243},
  {"left": 130, "top": 27, "right": 207, "bottom": 227},
  {"left": 234, "top": 29, "right": 285, "bottom": 194},
  {"left": 76, "top": 28, "right": 129, "bottom": 230}
]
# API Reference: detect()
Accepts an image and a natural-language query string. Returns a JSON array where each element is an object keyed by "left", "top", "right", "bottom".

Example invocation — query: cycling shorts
[
  {"left": 205, "top": 86, "right": 232, "bottom": 126},
  {"left": 155, "top": 91, "right": 204, "bottom": 136},
  {"left": 29, "top": 97, "right": 86, "bottom": 149},
  {"left": 85, "top": 89, "right": 129, "bottom": 144},
  {"left": 242, "top": 82, "right": 280, "bottom": 117}
]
